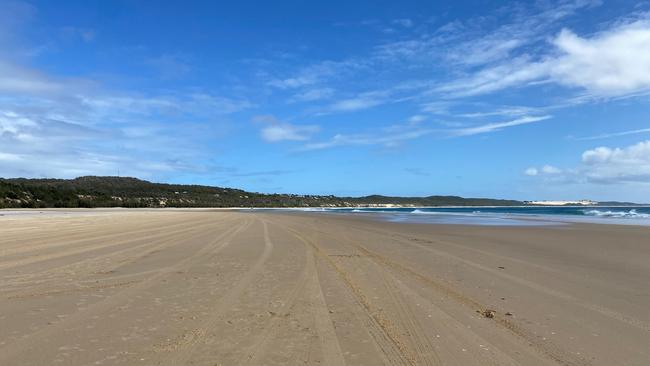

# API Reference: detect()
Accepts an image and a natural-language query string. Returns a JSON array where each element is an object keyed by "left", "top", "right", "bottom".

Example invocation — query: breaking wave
[{"left": 583, "top": 209, "right": 650, "bottom": 219}]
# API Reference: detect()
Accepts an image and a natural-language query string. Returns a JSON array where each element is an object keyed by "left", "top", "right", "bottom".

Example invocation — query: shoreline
[{"left": 3, "top": 206, "right": 650, "bottom": 226}]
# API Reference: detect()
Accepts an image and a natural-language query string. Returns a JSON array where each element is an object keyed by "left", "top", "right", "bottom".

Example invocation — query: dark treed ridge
[{"left": 0, "top": 176, "right": 523, "bottom": 208}]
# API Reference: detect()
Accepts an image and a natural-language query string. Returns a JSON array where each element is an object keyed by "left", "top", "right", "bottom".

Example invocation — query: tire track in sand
[
  {"left": 237, "top": 228, "right": 311, "bottom": 365},
  {"left": 332, "top": 224, "right": 584, "bottom": 366},
  {"left": 307, "top": 252, "right": 347, "bottom": 366},
  {"left": 239, "top": 223, "right": 346, "bottom": 366},
  {"left": 0, "top": 216, "right": 221, "bottom": 271},
  {"left": 1, "top": 219, "right": 237, "bottom": 300},
  {"left": 0, "top": 215, "right": 210, "bottom": 258},
  {"left": 160, "top": 219, "right": 274, "bottom": 366},
  {"left": 378, "top": 267, "right": 441, "bottom": 366},
  {"left": 372, "top": 227, "right": 650, "bottom": 333},
  {"left": 311, "top": 222, "right": 440, "bottom": 366},
  {"left": 0, "top": 217, "right": 235, "bottom": 294},
  {"left": 284, "top": 226, "right": 414, "bottom": 366},
  {"left": 0, "top": 218, "right": 252, "bottom": 364}
]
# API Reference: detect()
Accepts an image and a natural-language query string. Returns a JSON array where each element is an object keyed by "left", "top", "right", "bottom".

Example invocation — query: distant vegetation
[{"left": 0, "top": 176, "right": 526, "bottom": 208}]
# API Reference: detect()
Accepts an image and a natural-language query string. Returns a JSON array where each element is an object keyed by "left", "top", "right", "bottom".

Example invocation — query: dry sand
[{"left": 0, "top": 209, "right": 648, "bottom": 365}]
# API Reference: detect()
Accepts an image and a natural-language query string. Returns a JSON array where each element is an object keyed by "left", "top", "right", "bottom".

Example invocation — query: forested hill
[{"left": 0, "top": 176, "right": 523, "bottom": 208}]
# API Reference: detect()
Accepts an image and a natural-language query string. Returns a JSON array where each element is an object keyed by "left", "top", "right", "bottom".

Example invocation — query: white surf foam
[{"left": 583, "top": 209, "right": 650, "bottom": 219}]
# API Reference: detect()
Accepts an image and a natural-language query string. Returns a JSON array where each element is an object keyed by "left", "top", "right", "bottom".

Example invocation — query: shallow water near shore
[{"left": 292, "top": 206, "right": 650, "bottom": 226}]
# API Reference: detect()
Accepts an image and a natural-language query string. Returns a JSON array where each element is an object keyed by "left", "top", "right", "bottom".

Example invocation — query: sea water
[{"left": 294, "top": 206, "right": 650, "bottom": 226}]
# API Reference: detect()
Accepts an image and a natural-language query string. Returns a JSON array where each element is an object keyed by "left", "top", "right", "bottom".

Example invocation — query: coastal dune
[{"left": 0, "top": 210, "right": 648, "bottom": 365}]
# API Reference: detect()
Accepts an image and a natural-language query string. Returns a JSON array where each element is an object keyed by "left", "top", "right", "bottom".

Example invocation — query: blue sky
[{"left": 1, "top": 0, "right": 650, "bottom": 201}]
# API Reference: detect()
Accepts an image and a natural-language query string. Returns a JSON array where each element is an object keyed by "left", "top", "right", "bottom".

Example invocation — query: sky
[{"left": 1, "top": 0, "right": 650, "bottom": 201}]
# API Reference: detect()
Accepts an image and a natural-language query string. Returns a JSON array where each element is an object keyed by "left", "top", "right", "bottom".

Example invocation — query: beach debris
[
  {"left": 497, "top": 266, "right": 505, "bottom": 269},
  {"left": 477, "top": 309, "right": 496, "bottom": 318},
  {"left": 505, "top": 312, "right": 513, "bottom": 316}
]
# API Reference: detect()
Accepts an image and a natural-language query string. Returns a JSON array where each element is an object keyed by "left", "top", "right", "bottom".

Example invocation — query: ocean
[{"left": 294, "top": 206, "right": 650, "bottom": 226}]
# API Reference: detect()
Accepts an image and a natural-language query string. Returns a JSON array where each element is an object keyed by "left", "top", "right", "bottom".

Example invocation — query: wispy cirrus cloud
[
  {"left": 260, "top": 0, "right": 642, "bottom": 127},
  {"left": 0, "top": 44, "right": 251, "bottom": 180},
  {"left": 82, "top": 93, "right": 252, "bottom": 118},
  {"left": 288, "top": 88, "right": 335, "bottom": 103},
  {"left": 0, "top": 109, "right": 199, "bottom": 178},
  {"left": 254, "top": 115, "right": 320, "bottom": 142},
  {"left": 435, "top": 16, "right": 650, "bottom": 99},
  {"left": 301, "top": 128, "right": 433, "bottom": 150},
  {"left": 328, "top": 91, "right": 387, "bottom": 112},
  {"left": 300, "top": 114, "right": 549, "bottom": 150},
  {"left": 0, "top": 61, "right": 81, "bottom": 94},
  {"left": 374, "top": 0, "right": 599, "bottom": 66},
  {"left": 573, "top": 127, "right": 650, "bottom": 141},
  {"left": 261, "top": 124, "right": 320, "bottom": 142},
  {"left": 0, "top": 100, "right": 245, "bottom": 180},
  {"left": 267, "top": 59, "right": 365, "bottom": 89},
  {"left": 450, "top": 115, "right": 551, "bottom": 136}
]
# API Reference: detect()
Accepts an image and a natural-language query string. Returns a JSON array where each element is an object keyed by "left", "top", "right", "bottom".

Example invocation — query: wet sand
[{"left": 0, "top": 209, "right": 648, "bottom": 365}]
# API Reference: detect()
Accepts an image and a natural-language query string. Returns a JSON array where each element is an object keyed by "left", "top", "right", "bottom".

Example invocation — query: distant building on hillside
[{"left": 524, "top": 200, "right": 598, "bottom": 206}]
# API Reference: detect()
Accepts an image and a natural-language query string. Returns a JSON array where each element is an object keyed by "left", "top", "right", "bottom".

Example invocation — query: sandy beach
[{"left": 0, "top": 209, "right": 648, "bottom": 365}]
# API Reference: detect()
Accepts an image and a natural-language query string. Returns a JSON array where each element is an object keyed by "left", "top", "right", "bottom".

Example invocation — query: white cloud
[
  {"left": 0, "top": 108, "right": 205, "bottom": 179},
  {"left": 268, "top": 76, "right": 317, "bottom": 89},
  {"left": 550, "top": 21, "right": 650, "bottom": 96},
  {"left": 450, "top": 115, "right": 550, "bottom": 136},
  {"left": 457, "top": 106, "right": 542, "bottom": 118},
  {"left": 259, "top": 1, "right": 644, "bottom": 122},
  {"left": 408, "top": 115, "right": 426, "bottom": 123},
  {"left": 325, "top": 89, "right": 398, "bottom": 112},
  {"left": 301, "top": 128, "right": 433, "bottom": 150},
  {"left": 255, "top": 116, "right": 319, "bottom": 142},
  {"left": 329, "top": 96, "right": 383, "bottom": 112},
  {"left": 0, "top": 61, "right": 68, "bottom": 94},
  {"left": 541, "top": 165, "right": 562, "bottom": 174},
  {"left": 437, "top": 17, "right": 650, "bottom": 98},
  {"left": 527, "top": 140, "right": 650, "bottom": 184},
  {"left": 0, "top": 59, "right": 249, "bottom": 181},
  {"left": 300, "top": 114, "right": 549, "bottom": 151},
  {"left": 0, "top": 152, "right": 22, "bottom": 162},
  {"left": 261, "top": 124, "right": 319, "bottom": 142},
  {"left": 289, "top": 88, "right": 334, "bottom": 102},
  {"left": 525, "top": 167, "right": 539, "bottom": 176},
  {"left": 574, "top": 127, "right": 650, "bottom": 140},
  {"left": 581, "top": 141, "right": 650, "bottom": 183},
  {"left": 82, "top": 93, "right": 252, "bottom": 117},
  {"left": 0, "top": 4, "right": 257, "bottom": 181},
  {"left": 375, "top": 0, "right": 598, "bottom": 66},
  {"left": 267, "top": 60, "right": 364, "bottom": 90},
  {"left": 435, "top": 56, "right": 551, "bottom": 97}
]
